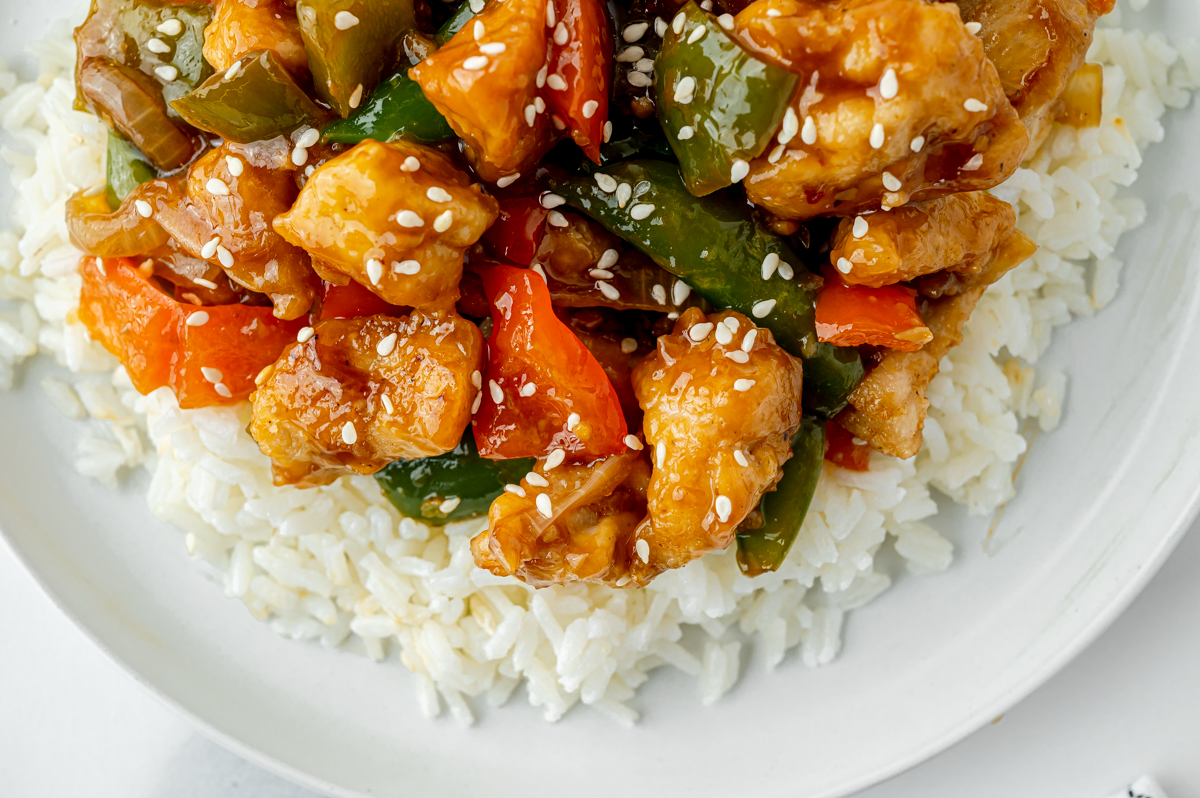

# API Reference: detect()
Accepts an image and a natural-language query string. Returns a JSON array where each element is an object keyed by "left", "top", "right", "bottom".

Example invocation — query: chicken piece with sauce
[
  {"left": 251, "top": 311, "right": 484, "bottom": 486},
  {"left": 828, "top": 192, "right": 1018, "bottom": 288},
  {"left": 203, "top": 0, "right": 309, "bottom": 79},
  {"left": 631, "top": 308, "right": 804, "bottom": 573},
  {"left": 273, "top": 140, "right": 498, "bottom": 310},
  {"left": 735, "top": 0, "right": 1029, "bottom": 220}
]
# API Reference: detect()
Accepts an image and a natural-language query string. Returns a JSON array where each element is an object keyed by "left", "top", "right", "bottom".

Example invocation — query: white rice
[{"left": 0, "top": 6, "right": 1196, "bottom": 724}]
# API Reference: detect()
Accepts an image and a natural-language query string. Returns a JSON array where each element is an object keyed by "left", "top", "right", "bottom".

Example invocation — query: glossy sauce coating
[{"left": 203, "top": 0, "right": 309, "bottom": 79}]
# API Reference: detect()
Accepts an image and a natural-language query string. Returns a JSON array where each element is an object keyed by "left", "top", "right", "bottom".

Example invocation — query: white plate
[{"left": 2, "top": 3, "right": 1199, "bottom": 796}]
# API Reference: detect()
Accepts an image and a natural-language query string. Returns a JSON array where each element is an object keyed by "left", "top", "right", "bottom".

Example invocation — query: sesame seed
[
  {"left": 438, "top": 497, "right": 461, "bottom": 514},
  {"left": 341, "top": 421, "right": 357, "bottom": 445},
  {"left": 496, "top": 173, "right": 521, "bottom": 188},
  {"left": 717, "top": 13, "right": 735, "bottom": 29},
  {"left": 620, "top": 337, "right": 638, "bottom": 354},
  {"left": 540, "top": 192, "right": 566, "bottom": 209},
  {"left": 730, "top": 159, "right": 750, "bottom": 183},
  {"left": 201, "top": 366, "right": 222, "bottom": 383},
  {"left": 380, "top": 394, "right": 394, "bottom": 415},
  {"left": 186, "top": 311, "right": 209, "bottom": 327},
  {"left": 225, "top": 156, "right": 244, "bottom": 176},
  {"left": 396, "top": 210, "right": 424, "bottom": 227},
  {"left": 225, "top": 62, "right": 242, "bottom": 80},
  {"left": 961, "top": 153, "right": 984, "bottom": 171},
  {"left": 672, "top": 11, "right": 686, "bottom": 34},
  {"left": 535, "top": 493, "right": 554, "bottom": 518},
  {"left": 471, "top": 392, "right": 482, "bottom": 414},
  {"left": 628, "top": 71, "right": 652, "bottom": 88},
  {"left": 688, "top": 322, "right": 714, "bottom": 342},
  {"left": 768, "top": 144, "right": 785, "bottom": 163},
  {"left": 544, "top": 448, "right": 566, "bottom": 470},
  {"left": 546, "top": 0, "right": 556, "bottom": 26},
  {"left": 766, "top": 6, "right": 781, "bottom": 15},
  {"left": 464, "top": 55, "right": 489, "bottom": 70},
  {"left": 616, "top": 46, "right": 644, "bottom": 62},
  {"left": 296, "top": 128, "right": 319, "bottom": 148},
  {"left": 154, "top": 65, "right": 178, "bottom": 82},
  {"left": 590, "top": 268, "right": 614, "bottom": 279},
  {"left": 677, "top": 125, "right": 695, "bottom": 140},
  {"left": 479, "top": 43, "right": 506, "bottom": 57},
  {"left": 779, "top": 262, "right": 794, "bottom": 279},
  {"left": 964, "top": 98, "right": 988, "bottom": 112},
  {"left": 623, "top": 21, "right": 649, "bottom": 41},
  {"left": 215, "top": 245, "right": 234, "bottom": 268},
  {"left": 194, "top": 277, "right": 217, "bottom": 289},
  {"left": 837, "top": 257, "right": 853, "bottom": 274},
  {"left": 624, "top": 434, "right": 643, "bottom": 451},
  {"left": 700, "top": 1, "right": 712, "bottom": 11},
  {"left": 761, "top": 252, "right": 779, "bottom": 280},
  {"left": 531, "top": 263, "right": 548, "bottom": 282},
  {"left": 401, "top": 156, "right": 421, "bottom": 172},
  {"left": 335, "top": 10, "right": 360, "bottom": 28},
  {"left": 582, "top": 100, "right": 599, "bottom": 119},
  {"left": 651, "top": 284, "right": 667, "bottom": 304},
  {"left": 801, "top": 115, "right": 817, "bottom": 146},
  {"left": 535, "top": 96, "right": 546, "bottom": 113},
  {"left": 374, "top": 331, "right": 397, "bottom": 357},
  {"left": 853, "top": 216, "right": 870, "bottom": 237},
  {"left": 882, "top": 171, "right": 902, "bottom": 191},
  {"left": 471, "top": 370, "right": 482, "bottom": 389},
  {"left": 433, "top": 210, "right": 453, "bottom": 232},
  {"left": 156, "top": 18, "right": 182, "bottom": 35},
  {"left": 548, "top": 210, "right": 569, "bottom": 227},
  {"left": 673, "top": 76, "right": 696, "bottom": 104},
  {"left": 214, "top": 383, "right": 232, "bottom": 398},
  {"left": 524, "top": 104, "right": 536, "bottom": 126},
  {"left": 206, "top": 178, "right": 230, "bottom": 196},
  {"left": 725, "top": 350, "right": 749, "bottom": 363},
  {"left": 741, "top": 328, "right": 757, "bottom": 351},
  {"left": 474, "top": 20, "right": 485, "bottom": 39},
  {"left": 134, "top": 199, "right": 152, "bottom": 218},
  {"left": 751, "top": 299, "right": 775, "bottom": 318},
  {"left": 536, "top": 65, "right": 548, "bottom": 88},
  {"left": 505, "top": 484, "right": 526, "bottom": 497},
  {"left": 488, "top": 379, "right": 504, "bottom": 404},
  {"left": 869, "top": 123, "right": 885, "bottom": 149},
  {"left": 291, "top": 145, "right": 309, "bottom": 166},
  {"left": 394, "top": 259, "right": 422, "bottom": 275},
  {"left": 426, "top": 186, "right": 453, "bottom": 203},
  {"left": 630, "top": 202, "right": 655, "bottom": 220},
  {"left": 597, "top": 281, "right": 621, "bottom": 300},
  {"left": 910, "top": 136, "right": 926, "bottom": 153},
  {"left": 348, "top": 84, "right": 363, "bottom": 109},
  {"left": 146, "top": 37, "right": 170, "bottom": 54},
  {"left": 254, "top": 365, "right": 274, "bottom": 386},
  {"left": 366, "top": 258, "right": 383, "bottom": 285},
  {"left": 655, "top": 441, "right": 666, "bottom": 468},
  {"left": 879, "top": 68, "right": 898, "bottom": 100},
  {"left": 687, "top": 25, "right": 705, "bottom": 44},
  {"left": 566, "top": 413, "right": 581, "bottom": 431},
  {"left": 733, "top": 378, "right": 755, "bottom": 392},
  {"left": 778, "top": 107, "right": 799, "bottom": 146},
  {"left": 616, "top": 182, "right": 631, "bottom": 208},
  {"left": 554, "top": 22, "right": 569, "bottom": 45},
  {"left": 595, "top": 173, "right": 618, "bottom": 194},
  {"left": 296, "top": 326, "right": 315, "bottom": 343},
  {"left": 724, "top": 316, "right": 740, "bottom": 332},
  {"left": 519, "top": 382, "right": 537, "bottom": 397},
  {"left": 714, "top": 494, "right": 732, "bottom": 522},
  {"left": 672, "top": 279, "right": 691, "bottom": 305},
  {"left": 715, "top": 323, "right": 733, "bottom": 345},
  {"left": 965, "top": 21, "right": 982, "bottom": 34},
  {"left": 596, "top": 248, "right": 619, "bottom": 271},
  {"left": 734, "top": 450, "right": 749, "bottom": 467},
  {"left": 655, "top": 16, "right": 668, "bottom": 36},
  {"left": 635, "top": 538, "right": 650, "bottom": 562}
]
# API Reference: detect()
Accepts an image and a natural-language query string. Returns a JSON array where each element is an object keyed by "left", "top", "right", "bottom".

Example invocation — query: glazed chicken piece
[
  {"left": 273, "top": 140, "right": 498, "bottom": 311},
  {"left": 956, "top": 0, "right": 1115, "bottom": 146},
  {"left": 836, "top": 230, "right": 1038, "bottom": 459},
  {"left": 471, "top": 448, "right": 656, "bottom": 587},
  {"left": 735, "top": 0, "right": 1029, "bottom": 220},
  {"left": 203, "top": 0, "right": 309, "bottom": 79},
  {"left": 631, "top": 309, "right": 804, "bottom": 572},
  {"left": 408, "top": 0, "right": 554, "bottom": 184},
  {"left": 134, "top": 139, "right": 318, "bottom": 319},
  {"left": 251, "top": 312, "right": 484, "bottom": 486},
  {"left": 828, "top": 192, "right": 1018, "bottom": 288}
]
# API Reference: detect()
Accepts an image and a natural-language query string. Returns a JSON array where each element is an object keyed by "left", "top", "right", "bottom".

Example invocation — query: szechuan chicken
[{"left": 68, "top": 0, "right": 1111, "bottom": 586}]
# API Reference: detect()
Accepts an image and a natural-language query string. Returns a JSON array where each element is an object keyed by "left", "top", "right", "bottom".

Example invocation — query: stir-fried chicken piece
[
  {"left": 632, "top": 309, "right": 804, "bottom": 571},
  {"left": 829, "top": 192, "right": 1018, "bottom": 288},
  {"left": 836, "top": 230, "right": 1038, "bottom": 459},
  {"left": 408, "top": 0, "right": 554, "bottom": 184},
  {"left": 137, "top": 138, "right": 318, "bottom": 319},
  {"left": 471, "top": 448, "right": 656, "bottom": 587},
  {"left": 735, "top": 0, "right": 1028, "bottom": 220},
  {"left": 957, "top": 0, "right": 1115, "bottom": 146},
  {"left": 273, "top": 140, "right": 498, "bottom": 311},
  {"left": 251, "top": 312, "right": 484, "bottom": 486},
  {"left": 203, "top": 0, "right": 309, "bottom": 79}
]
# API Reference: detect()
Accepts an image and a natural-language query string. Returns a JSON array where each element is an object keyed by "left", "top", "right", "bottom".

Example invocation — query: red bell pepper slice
[
  {"left": 545, "top": 0, "right": 611, "bottom": 163},
  {"left": 319, "top": 279, "right": 409, "bottom": 320},
  {"left": 78, "top": 256, "right": 304, "bottom": 408},
  {"left": 815, "top": 267, "right": 932, "bottom": 352},
  {"left": 473, "top": 263, "right": 628, "bottom": 460},
  {"left": 824, "top": 420, "right": 871, "bottom": 471},
  {"left": 481, "top": 197, "right": 549, "bottom": 266}
]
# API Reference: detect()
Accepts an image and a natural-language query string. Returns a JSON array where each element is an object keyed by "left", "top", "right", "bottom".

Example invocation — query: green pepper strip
[
  {"left": 736, "top": 416, "right": 825, "bottom": 575},
  {"left": 321, "top": 72, "right": 455, "bottom": 144},
  {"left": 171, "top": 50, "right": 330, "bottom": 144},
  {"left": 375, "top": 428, "right": 535, "bottom": 524},
  {"left": 549, "top": 159, "right": 863, "bottom": 416},
  {"left": 105, "top": 132, "right": 156, "bottom": 211},
  {"left": 655, "top": 2, "right": 797, "bottom": 197}
]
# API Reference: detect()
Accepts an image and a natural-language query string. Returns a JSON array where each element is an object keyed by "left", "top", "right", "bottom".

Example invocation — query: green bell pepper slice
[
  {"left": 736, "top": 416, "right": 825, "bottom": 575},
  {"left": 171, "top": 50, "right": 330, "bottom": 143},
  {"left": 105, "top": 132, "right": 156, "bottom": 211},
  {"left": 296, "top": 0, "right": 416, "bottom": 118},
  {"left": 435, "top": 0, "right": 478, "bottom": 45},
  {"left": 549, "top": 159, "right": 864, "bottom": 415},
  {"left": 375, "top": 428, "right": 535, "bottom": 523},
  {"left": 655, "top": 2, "right": 797, "bottom": 197},
  {"left": 321, "top": 71, "right": 454, "bottom": 144}
]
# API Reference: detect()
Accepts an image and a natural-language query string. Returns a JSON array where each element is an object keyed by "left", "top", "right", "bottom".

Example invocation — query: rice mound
[{"left": 0, "top": 7, "right": 1196, "bottom": 725}]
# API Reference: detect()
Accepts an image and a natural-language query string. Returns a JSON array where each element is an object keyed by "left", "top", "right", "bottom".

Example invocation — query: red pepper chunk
[
  {"left": 77, "top": 256, "right": 304, "bottom": 408},
  {"left": 824, "top": 420, "right": 871, "bottom": 471},
  {"left": 319, "top": 279, "right": 409, "bottom": 320},
  {"left": 473, "top": 263, "right": 628, "bottom": 460},
  {"left": 545, "top": 0, "right": 611, "bottom": 163},
  {"left": 481, "top": 197, "right": 549, "bottom": 266},
  {"left": 815, "top": 267, "right": 933, "bottom": 351}
]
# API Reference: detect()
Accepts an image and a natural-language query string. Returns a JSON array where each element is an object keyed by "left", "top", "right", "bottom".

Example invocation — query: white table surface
[{"left": 1, "top": 512, "right": 1198, "bottom": 798}]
